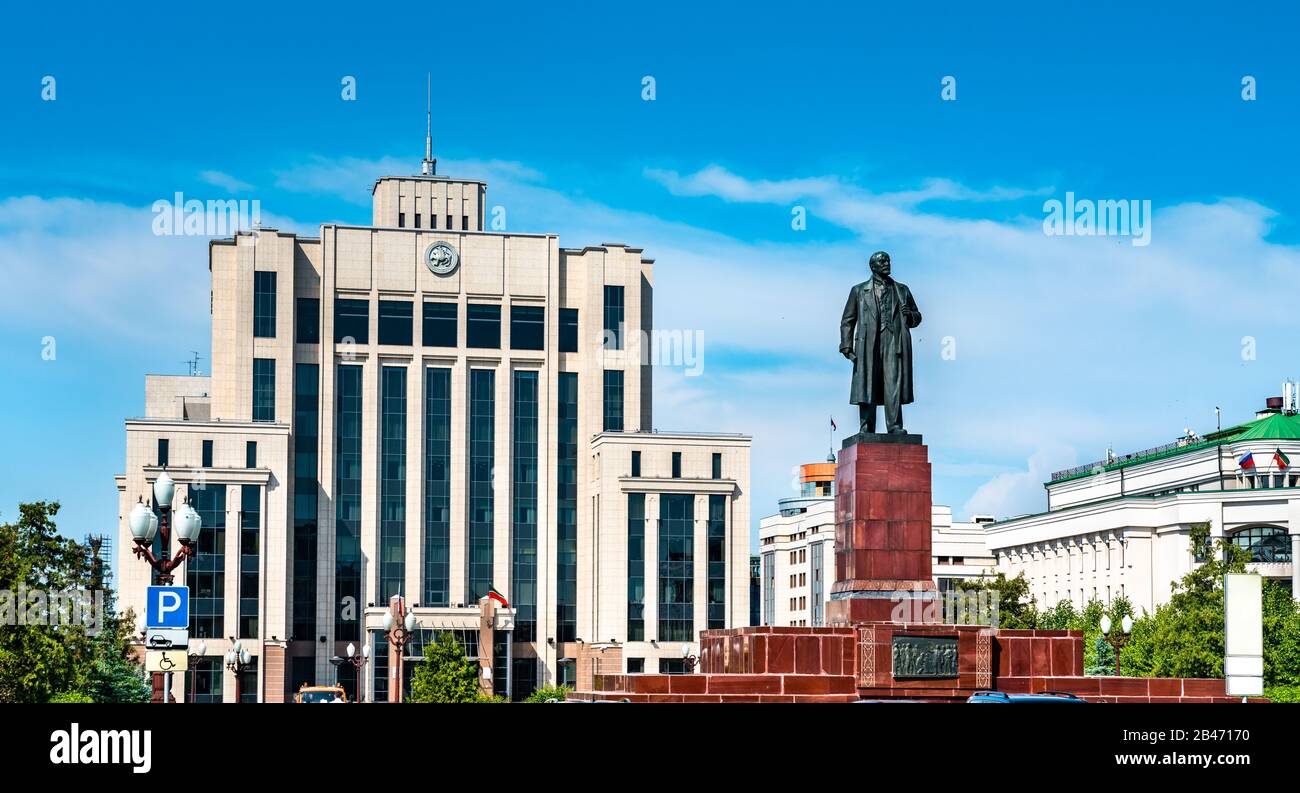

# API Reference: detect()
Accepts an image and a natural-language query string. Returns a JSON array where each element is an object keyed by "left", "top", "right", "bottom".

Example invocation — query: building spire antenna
[{"left": 421, "top": 72, "right": 436, "bottom": 176}]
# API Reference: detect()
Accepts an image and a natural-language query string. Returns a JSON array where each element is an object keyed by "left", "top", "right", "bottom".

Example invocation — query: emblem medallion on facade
[{"left": 424, "top": 241, "right": 460, "bottom": 276}]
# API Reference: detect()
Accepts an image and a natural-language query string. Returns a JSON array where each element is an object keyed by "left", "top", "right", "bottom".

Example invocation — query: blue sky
[{"left": 2, "top": 2, "right": 1299, "bottom": 547}]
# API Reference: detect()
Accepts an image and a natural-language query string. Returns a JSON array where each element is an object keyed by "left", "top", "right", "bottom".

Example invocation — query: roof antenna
[{"left": 421, "top": 73, "right": 436, "bottom": 176}]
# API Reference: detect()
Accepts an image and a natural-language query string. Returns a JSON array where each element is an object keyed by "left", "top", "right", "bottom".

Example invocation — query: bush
[
  {"left": 49, "top": 690, "right": 94, "bottom": 703},
  {"left": 1264, "top": 685, "right": 1300, "bottom": 703},
  {"left": 524, "top": 684, "right": 570, "bottom": 703}
]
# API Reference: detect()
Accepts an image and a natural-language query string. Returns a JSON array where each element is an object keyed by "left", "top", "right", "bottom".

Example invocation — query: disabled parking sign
[{"left": 146, "top": 585, "right": 189, "bottom": 629}]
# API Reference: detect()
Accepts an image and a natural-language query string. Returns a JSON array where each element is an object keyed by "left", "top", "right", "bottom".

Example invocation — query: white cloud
[
  {"left": 963, "top": 444, "right": 1078, "bottom": 518},
  {"left": 198, "top": 170, "right": 253, "bottom": 193}
]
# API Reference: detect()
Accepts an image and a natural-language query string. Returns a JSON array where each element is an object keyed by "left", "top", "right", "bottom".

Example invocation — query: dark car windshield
[{"left": 299, "top": 691, "right": 342, "bottom": 703}]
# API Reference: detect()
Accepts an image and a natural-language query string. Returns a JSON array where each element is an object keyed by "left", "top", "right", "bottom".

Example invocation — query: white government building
[
  {"left": 115, "top": 141, "right": 751, "bottom": 701},
  {"left": 987, "top": 389, "right": 1300, "bottom": 616},
  {"left": 757, "top": 461, "right": 996, "bottom": 627}
]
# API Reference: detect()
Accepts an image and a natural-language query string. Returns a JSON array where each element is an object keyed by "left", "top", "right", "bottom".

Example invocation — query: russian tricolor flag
[{"left": 1238, "top": 451, "right": 1256, "bottom": 470}]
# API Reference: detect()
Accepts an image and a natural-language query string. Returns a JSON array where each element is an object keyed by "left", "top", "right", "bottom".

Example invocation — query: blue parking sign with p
[{"left": 146, "top": 585, "right": 189, "bottom": 629}]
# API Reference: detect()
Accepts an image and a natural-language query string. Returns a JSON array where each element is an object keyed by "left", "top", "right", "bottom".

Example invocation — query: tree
[
  {"left": 0, "top": 501, "right": 149, "bottom": 703},
  {"left": 1120, "top": 522, "right": 1249, "bottom": 679},
  {"left": 955, "top": 572, "right": 1037, "bottom": 628},
  {"left": 407, "top": 632, "right": 481, "bottom": 703}
]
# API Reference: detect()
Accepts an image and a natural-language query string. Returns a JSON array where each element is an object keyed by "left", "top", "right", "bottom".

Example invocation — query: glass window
[
  {"left": 379, "top": 366, "right": 407, "bottom": 601},
  {"left": 246, "top": 441, "right": 257, "bottom": 469},
  {"left": 378, "top": 300, "right": 413, "bottom": 346},
  {"left": 708, "top": 495, "right": 726, "bottom": 629},
  {"left": 712, "top": 453, "right": 722, "bottom": 480},
  {"left": 626, "top": 658, "right": 644, "bottom": 674},
  {"left": 188, "top": 484, "right": 225, "bottom": 639},
  {"left": 510, "top": 305, "right": 545, "bottom": 351},
  {"left": 202, "top": 439, "right": 213, "bottom": 468},
  {"left": 292, "top": 364, "right": 318, "bottom": 641},
  {"left": 603, "top": 370, "right": 624, "bottom": 432},
  {"left": 462, "top": 215, "right": 469, "bottom": 230},
  {"left": 467, "top": 304, "right": 501, "bottom": 349},
  {"left": 253, "top": 358, "right": 275, "bottom": 422},
  {"left": 424, "top": 368, "right": 451, "bottom": 606},
  {"left": 239, "top": 484, "right": 260, "bottom": 638},
  {"left": 254, "top": 270, "right": 276, "bottom": 338},
  {"left": 603, "top": 285, "right": 625, "bottom": 350},
  {"left": 334, "top": 298, "right": 369, "bottom": 345},
  {"left": 446, "top": 214, "right": 453, "bottom": 231},
  {"left": 422, "top": 302, "right": 457, "bottom": 347},
  {"left": 512, "top": 371, "right": 538, "bottom": 642},
  {"left": 1230, "top": 526, "right": 1292, "bottom": 563},
  {"left": 628, "top": 493, "right": 645, "bottom": 641},
  {"left": 658, "top": 493, "right": 694, "bottom": 642},
  {"left": 157, "top": 438, "right": 169, "bottom": 467},
  {"left": 296, "top": 298, "right": 320, "bottom": 344},
  {"left": 631, "top": 450, "right": 641, "bottom": 478},
  {"left": 557, "top": 372, "right": 578, "bottom": 643},
  {"left": 559, "top": 308, "right": 579, "bottom": 353},
  {"left": 468, "top": 369, "right": 495, "bottom": 601},
  {"left": 335, "top": 365, "right": 363, "bottom": 641},
  {"left": 672, "top": 451, "right": 682, "bottom": 479}
]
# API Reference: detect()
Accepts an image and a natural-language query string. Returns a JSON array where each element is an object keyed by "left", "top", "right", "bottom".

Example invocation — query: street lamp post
[
  {"left": 331, "top": 643, "right": 370, "bottom": 703},
  {"left": 187, "top": 641, "right": 207, "bottom": 704},
  {"left": 383, "top": 605, "right": 418, "bottom": 703},
  {"left": 225, "top": 639, "right": 253, "bottom": 702},
  {"left": 1100, "top": 614, "right": 1134, "bottom": 676},
  {"left": 128, "top": 472, "right": 203, "bottom": 585},
  {"left": 127, "top": 471, "right": 203, "bottom": 704},
  {"left": 681, "top": 643, "right": 700, "bottom": 673}
]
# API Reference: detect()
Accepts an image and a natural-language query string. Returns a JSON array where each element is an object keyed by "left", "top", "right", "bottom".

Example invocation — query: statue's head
[{"left": 869, "top": 250, "right": 891, "bottom": 278}]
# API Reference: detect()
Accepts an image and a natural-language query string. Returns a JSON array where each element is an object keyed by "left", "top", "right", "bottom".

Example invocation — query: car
[
  {"left": 294, "top": 684, "right": 348, "bottom": 703},
  {"left": 966, "top": 690, "right": 1087, "bottom": 703}
]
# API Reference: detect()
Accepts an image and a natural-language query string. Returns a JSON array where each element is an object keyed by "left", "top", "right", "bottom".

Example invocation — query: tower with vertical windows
[{"left": 117, "top": 155, "right": 751, "bottom": 702}]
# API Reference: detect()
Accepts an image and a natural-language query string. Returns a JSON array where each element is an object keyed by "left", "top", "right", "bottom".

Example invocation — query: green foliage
[
  {"left": 524, "top": 684, "right": 570, "bottom": 703},
  {"left": 478, "top": 694, "right": 509, "bottom": 703},
  {"left": 953, "top": 572, "right": 1037, "bottom": 628},
  {"left": 407, "top": 631, "right": 481, "bottom": 703},
  {"left": 0, "top": 501, "right": 148, "bottom": 703},
  {"left": 1261, "top": 580, "right": 1300, "bottom": 687},
  {"left": 49, "top": 690, "right": 94, "bottom": 703},
  {"left": 1120, "top": 522, "right": 1249, "bottom": 679},
  {"left": 1263, "top": 684, "right": 1300, "bottom": 703}
]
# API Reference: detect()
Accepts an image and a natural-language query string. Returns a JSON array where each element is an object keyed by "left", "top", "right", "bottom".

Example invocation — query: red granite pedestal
[{"left": 827, "top": 435, "right": 939, "bottom": 625}]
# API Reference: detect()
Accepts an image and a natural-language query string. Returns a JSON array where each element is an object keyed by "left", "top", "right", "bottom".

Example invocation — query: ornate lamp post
[
  {"left": 128, "top": 472, "right": 203, "bottom": 585},
  {"left": 383, "top": 606, "right": 418, "bottom": 703},
  {"left": 225, "top": 639, "right": 253, "bottom": 702},
  {"left": 681, "top": 642, "right": 700, "bottom": 673},
  {"left": 331, "top": 643, "right": 370, "bottom": 702},
  {"left": 1100, "top": 614, "right": 1133, "bottom": 676},
  {"left": 187, "top": 640, "right": 207, "bottom": 704}
]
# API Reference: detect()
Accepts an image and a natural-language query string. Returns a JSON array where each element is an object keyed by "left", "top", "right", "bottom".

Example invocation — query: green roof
[{"left": 1048, "top": 411, "right": 1300, "bottom": 485}]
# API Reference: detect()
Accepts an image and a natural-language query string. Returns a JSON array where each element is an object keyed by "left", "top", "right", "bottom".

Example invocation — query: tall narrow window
[
  {"left": 467, "top": 304, "right": 501, "bottom": 348},
  {"left": 296, "top": 297, "right": 320, "bottom": 344},
  {"left": 292, "top": 363, "right": 318, "bottom": 641},
  {"left": 379, "top": 366, "right": 407, "bottom": 601},
  {"left": 467, "top": 369, "right": 495, "bottom": 602},
  {"left": 658, "top": 494, "right": 694, "bottom": 641},
  {"left": 188, "top": 484, "right": 225, "bottom": 639},
  {"left": 252, "top": 358, "right": 275, "bottom": 421},
  {"left": 603, "top": 370, "right": 624, "bottom": 432},
  {"left": 334, "top": 298, "right": 369, "bottom": 345},
  {"left": 603, "top": 285, "right": 625, "bottom": 350},
  {"left": 810, "top": 541, "right": 824, "bottom": 627},
  {"left": 511, "top": 371, "right": 538, "bottom": 642},
  {"left": 627, "top": 493, "right": 645, "bottom": 641},
  {"left": 510, "top": 305, "right": 545, "bottom": 351},
  {"left": 239, "top": 485, "right": 260, "bottom": 638},
  {"left": 202, "top": 439, "right": 214, "bottom": 468},
  {"left": 422, "top": 302, "right": 457, "bottom": 347},
  {"left": 708, "top": 494, "right": 726, "bottom": 629},
  {"left": 672, "top": 451, "right": 682, "bottom": 479},
  {"left": 378, "top": 300, "right": 413, "bottom": 346},
  {"left": 254, "top": 271, "right": 276, "bottom": 338},
  {"left": 559, "top": 308, "right": 579, "bottom": 353},
  {"left": 335, "top": 365, "right": 363, "bottom": 641},
  {"left": 246, "top": 441, "right": 257, "bottom": 468},
  {"left": 762, "top": 552, "right": 775, "bottom": 625},
  {"left": 557, "top": 372, "right": 578, "bottom": 643},
  {"left": 712, "top": 452, "right": 722, "bottom": 480},
  {"left": 423, "top": 368, "right": 451, "bottom": 606},
  {"left": 157, "top": 438, "right": 169, "bottom": 467},
  {"left": 631, "top": 450, "right": 641, "bottom": 478}
]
